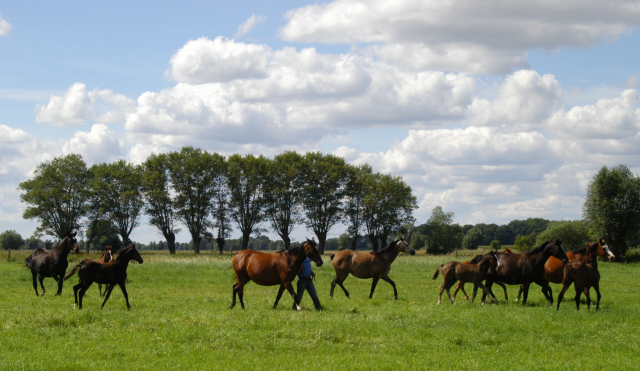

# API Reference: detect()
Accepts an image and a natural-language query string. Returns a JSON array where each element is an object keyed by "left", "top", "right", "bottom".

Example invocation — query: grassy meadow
[{"left": 1, "top": 249, "right": 639, "bottom": 370}]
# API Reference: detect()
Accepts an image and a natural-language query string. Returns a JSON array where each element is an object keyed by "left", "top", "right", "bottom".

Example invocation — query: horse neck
[
  {"left": 377, "top": 244, "right": 400, "bottom": 264},
  {"left": 286, "top": 247, "right": 307, "bottom": 268},
  {"left": 530, "top": 246, "right": 555, "bottom": 267},
  {"left": 55, "top": 239, "right": 73, "bottom": 257}
]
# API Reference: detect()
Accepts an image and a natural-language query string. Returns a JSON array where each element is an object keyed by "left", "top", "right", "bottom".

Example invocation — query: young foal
[
  {"left": 556, "top": 250, "right": 601, "bottom": 310},
  {"left": 453, "top": 248, "right": 513, "bottom": 301},
  {"left": 330, "top": 238, "right": 416, "bottom": 300},
  {"left": 64, "top": 245, "right": 143, "bottom": 309},
  {"left": 432, "top": 251, "right": 500, "bottom": 305}
]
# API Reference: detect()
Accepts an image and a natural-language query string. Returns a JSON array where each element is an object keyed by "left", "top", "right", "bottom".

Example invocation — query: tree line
[{"left": 18, "top": 147, "right": 418, "bottom": 255}]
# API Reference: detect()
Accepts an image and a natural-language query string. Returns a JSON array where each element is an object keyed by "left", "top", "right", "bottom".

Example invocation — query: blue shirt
[{"left": 298, "top": 257, "right": 312, "bottom": 278}]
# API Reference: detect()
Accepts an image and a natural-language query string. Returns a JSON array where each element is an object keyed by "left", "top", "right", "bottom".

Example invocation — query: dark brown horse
[
  {"left": 516, "top": 238, "right": 613, "bottom": 302},
  {"left": 482, "top": 239, "right": 568, "bottom": 305},
  {"left": 25, "top": 231, "right": 78, "bottom": 296},
  {"left": 432, "top": 251, "right": 500, "bottom": 305},
  {"left": 64, "top": 245, "right": 143, "bottom": 309},
  {"left": 453, "top": 248, "right": 513, "bottom": 301},
  {"left": 229, "top": 238, "right": 323, "bottom": 310},
  {"left": 330, "top": 237, "right": 415, "bottom": 300},
  {"left": 556, "top": 248, "right": 602, "bottom": 310}
]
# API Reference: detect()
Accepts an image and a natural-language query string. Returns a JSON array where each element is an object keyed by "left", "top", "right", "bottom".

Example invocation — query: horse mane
[
  {"left": 373, "top": 240, "right": 400, "bottom": 255},
  {"left": 116, "top": 245, "right": 135, "bottom": 261},
  {"left": 523, "top": 241, "right": 552, "bottom": 255},
  {"left": 571, "top": 244, "right": 590, "bottom": 254}
]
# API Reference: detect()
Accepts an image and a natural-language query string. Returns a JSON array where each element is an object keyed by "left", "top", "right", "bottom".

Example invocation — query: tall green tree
[
  {"left": 168, "top": 147, "right": 225, "bottom": 254},
  {"left": 343, "top": 164, "right": 372, "bottom": 250},
  {"left": 142, "top": 153, "right": 180, "bottom": 254},
  {"left": 300, "top": 152, "right": 349, "bottom": 254},
  {"left": 535, "top": 220, "right": 589, "bottom": 251},
  {"left": 18, "top": 154, "right": 89, "bottom": 239},
  {"left": 583, "top": 164, "right": 640, "bottom": 257},
  {"left": 227, "top": 154, "right": 268, "bottom": 250},
  {"left": 362, "top": 172, "right": 417, "bottom": 251},
  {"left": 89, "top": 160, "right": 144, "bottom": 247},
  {"left": 1, "top": 230, "right": 23, "bottom": 260},
  {"left": 263, "top": 151, "right": 304, "bottom": 249},
  {"left": 212, "top": 160, "right": 232, "bottom": 254},
  {"left": 461, "top": 227, "right": 483, "bottom": 250},
  {"left": 424, "top": 206, "right": 463, "bottom": 254}
]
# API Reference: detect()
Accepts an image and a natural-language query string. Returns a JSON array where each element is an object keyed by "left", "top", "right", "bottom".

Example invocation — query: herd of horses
[{"left": 23, "top": 232, "right": 615, "bottom": 311}]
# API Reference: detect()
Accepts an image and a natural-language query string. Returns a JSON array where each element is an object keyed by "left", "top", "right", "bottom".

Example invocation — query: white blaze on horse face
[{"left": 603, "top": 244, "right": 615, "bottom": 259}]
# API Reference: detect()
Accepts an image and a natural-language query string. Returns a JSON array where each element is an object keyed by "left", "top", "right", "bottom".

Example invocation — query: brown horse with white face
[
  {"left": 330, "top": 237, "right": 415, "bottom": 300},
  {"left": 25, "top": 232, "right": 78, "bottom": 296},
  {"left": 229, "top": 238, "right": 323, "bottom": 310}
]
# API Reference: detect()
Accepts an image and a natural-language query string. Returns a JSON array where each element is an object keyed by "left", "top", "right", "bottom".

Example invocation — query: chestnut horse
[
  {"left": 516, "top": 238, "right": 613, "bottom": 302},
  {"left": 556, "top": 248, "right": 602, "bottom": 310},
  {"left": 64, "top": 245, "right": 143, "bottom": 309},
  {"left": 25, "top": 231, "right": 78, "bottom": 296},
  {"left": 453, "top": 248, "right": 513, "bottom": 301},
  {"left": 481, "top": 240, "right": 568, "bottom": 305},
  {"left": 329, "top": 238, "right": 415, "bottom": 300},
  {"left": 229, "top": 238, "right": 323, "bottom": 310},
  {"left": 432, "top": 251, "right": 500, "bottom": 305}
]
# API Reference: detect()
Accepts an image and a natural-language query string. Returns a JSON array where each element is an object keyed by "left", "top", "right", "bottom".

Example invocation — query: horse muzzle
[{"left": 314, "top": 260, "right": 324, "bottom": 267}]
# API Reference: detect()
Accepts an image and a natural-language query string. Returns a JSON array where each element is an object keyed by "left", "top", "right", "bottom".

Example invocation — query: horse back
[
  {"left": 332, "top": 250, "right": 385, "bottom": 279},
  {"left": 233, "top": 250, "right": 291, "bottom": 286}
]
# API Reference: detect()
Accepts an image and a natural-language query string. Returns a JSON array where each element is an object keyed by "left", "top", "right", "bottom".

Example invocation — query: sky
[{"left": 1, "top": 0, "right": 640, "bottom": 245}]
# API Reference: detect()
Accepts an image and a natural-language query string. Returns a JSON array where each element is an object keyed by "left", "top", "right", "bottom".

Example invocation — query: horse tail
[
  {"left": 63, "top": 263, "right": 81, "bottom": 281},
  {"left": 330, "top": 254, "right": 335, "bottom": 260},
  {"left": 432, "top": 264, "right": 444, "bottom": 280}
]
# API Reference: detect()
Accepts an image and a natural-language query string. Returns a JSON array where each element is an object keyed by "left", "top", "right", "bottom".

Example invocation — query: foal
[
  {"left": 556, "top": 251, "right": 601, "bottom": 311},
  {"left": 432, "top": 251, "right": 499, "bottom": 305},
  {"left": 64, "top": 245, "right": 143, "bottom": 309}
]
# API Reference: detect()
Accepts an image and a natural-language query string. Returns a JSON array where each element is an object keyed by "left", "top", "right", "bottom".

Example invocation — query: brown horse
[
  {"left": 64, "top": 245, "right": 143, "bottom": 309},
  {"left": 556, "top": 249, "right": 601, "bottom": 311},
  {"left": 229, "top": 238, "right": 323, "bottom": 310},
  {"left": 25, "top": 231, "right": 78, "bottom": 296},
  {"left": 516, "top": 238, "right": 613, "bottom": 302},
  {"left": 330, "top": 238, "right": 415, "bottom": 300},
  {"left": 453, "top": 248, "right": 513, "bottom": 301},
  {"left": 482, "top": 239, "right": 568, "bottom": 305},
  {"left": 96, "top": 246, "right": 114, "bottom": 296},
  {"left": 432, "top": 251, "right": 500, "bottom": 305}
]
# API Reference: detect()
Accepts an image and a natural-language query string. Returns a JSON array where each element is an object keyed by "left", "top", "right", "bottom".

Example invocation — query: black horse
[
  {"left": 482, "top": 239, "right": 568, "bottom": 305},
  {"left": 25, "top": 231, "right": 78, "bottom": 296},
  {"left": 64, "top": 245, "right": 144, "bottom": 309}
]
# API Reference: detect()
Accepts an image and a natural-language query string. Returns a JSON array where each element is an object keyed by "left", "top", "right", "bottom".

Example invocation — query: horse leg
[
  {"left": 237, "top": 285, "right": 245, "bottom": 310},
  {"left": 73, "top": 282, "right": 82, "bottom": 309},
  {"left": 78, "top": 283, "right": 91, "bottom": 310},
  {"left": 118, "top": 281, "right": 131, "bottom": 309},
  {"left": 478, "top": 282, "right": 497, "bottom": 304},
  {"left": 381, "top": 276, "right": 398, "bottom": 300},
  {"left": 31, "top": 271, "right": 39, "bottom": 296},
  {"left": 480, "top": 281, "right": 494, "bottom": 305},
  {"left": 584, "top": 287, "right": 591, "bottom": 311},
  {"left": 573, "top": 287, "right": 581, "bottom": 311},
  {"left": 330, "top": 276, "right": 337, "bottom": 298},
  {"left": 556, "top": 283, "right": 569, "bottom": 310},
  {"left": 453, "top": 282, "right": 469, "bottom": 301},
  {"left": 55, "top": 274, "right": 64, "bottom": 296},
  {"left": 535, "top": 279, "right": 553, "bottom": 306},
  {"left": 593, "top": 283, "right": 601, "bottom": 310},
  {"left": 273, "top": 285, "right": 285, "bottom": 309},
  {"left": 337, "top": 276, "right": 350, "bottom": 298},
  {"left": 516, "top": 284, "right": 524, "bottom": 302},
  {"left": 369, "top": 277, "right": 380, "bottom": 299},
  {"left": 38, "top": 275, "right": 46, "bottom": 296},
  {"left": 495, "top": 282, "right": 508, "bottom": 302},
  {"left": 283, "top": 282, "right": 299, "bottom": 311},
  {"left": 471, "top": 284, "right": 479, "bottom": 304},
  {"left": 521, "top": 282, "right": 531, "bottom": 305},
  {"left": 229, "top": 283, "right": 239, "bottom": 309},
  {"left": 101, "top": 283, "right": 116, "bottom": 309}
]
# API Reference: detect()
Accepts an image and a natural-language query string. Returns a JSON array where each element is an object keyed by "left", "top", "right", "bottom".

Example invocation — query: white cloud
[
  {"left": 34, "top": 83, "right": 135, "bottom": 127},
  {"left": 279, "top": 0, "right": 640, "bottom": 73},
  {"left": 0, "top": 14, "right": 11, "bottom": 36},
  {"left": 236, "top": 14, "right": 267, "bottom": 38},
  {"left": 62, "top": 124, "right": 126, "bottom": 165}
]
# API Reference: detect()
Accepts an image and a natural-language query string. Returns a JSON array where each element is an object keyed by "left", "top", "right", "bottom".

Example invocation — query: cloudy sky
[{"left": 1, "top": 1, "right": 640, "bottom": 244}]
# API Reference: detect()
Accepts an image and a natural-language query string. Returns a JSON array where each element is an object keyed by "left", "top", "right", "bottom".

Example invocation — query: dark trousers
[{"left": 293, "top": 277, "right": 322, "bottom": 310}]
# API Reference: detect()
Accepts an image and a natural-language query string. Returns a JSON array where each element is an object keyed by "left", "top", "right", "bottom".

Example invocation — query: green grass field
[{"left": 1, "top": 249, "right": 639, "bottom": 370}]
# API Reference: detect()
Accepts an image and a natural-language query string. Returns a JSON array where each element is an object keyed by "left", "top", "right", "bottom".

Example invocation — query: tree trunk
[
  {"left": 241, "top": 230, "right": 251, "bottom": 250},
  {"left": 351, "top": 234, "right": 358, "bottom": 251},
  {"left": 280, "top": 233, "right": 291, "bottom": 250},
  {"left": 85, "top": 239, "right": 92, "bottom": 254},
  {"left": 193, "top": 235, "right": 201, "bottom": 254},
  {"left": 164, "top": 231, "right": 176, "bottom": 255},
  {"left": 315, "top": 231, "right": 327, "bottom": 254},
  {"left": 368, "top": 234, "right": 379, "bottom": 252},
  {"left": 216, "top": 237, "right": 225, "bottom": 254}
]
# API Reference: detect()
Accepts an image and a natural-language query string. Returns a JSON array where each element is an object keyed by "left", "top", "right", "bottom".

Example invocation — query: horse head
[
  {"left": 304, "top": 238, "right": 323, "bottom": 267},
  {"left": 118, "top": 245, "right": 144, "bottom": 264},
  {"left": 104, "top": 246, "right": 114, "bottom": 262},
  {"left": 548, "top": 239, "right": 568, "bottom": 263},
  {"left": 597, "top": 238, "right": 615, "bottom": 261},
  {"left": 396, "top": 236, "right": 416, "bottom": 255}
]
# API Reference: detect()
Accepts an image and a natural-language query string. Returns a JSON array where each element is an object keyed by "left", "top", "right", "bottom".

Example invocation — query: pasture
[{"left": 1, "top": 249, "right": 639, "bottom": 370}]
